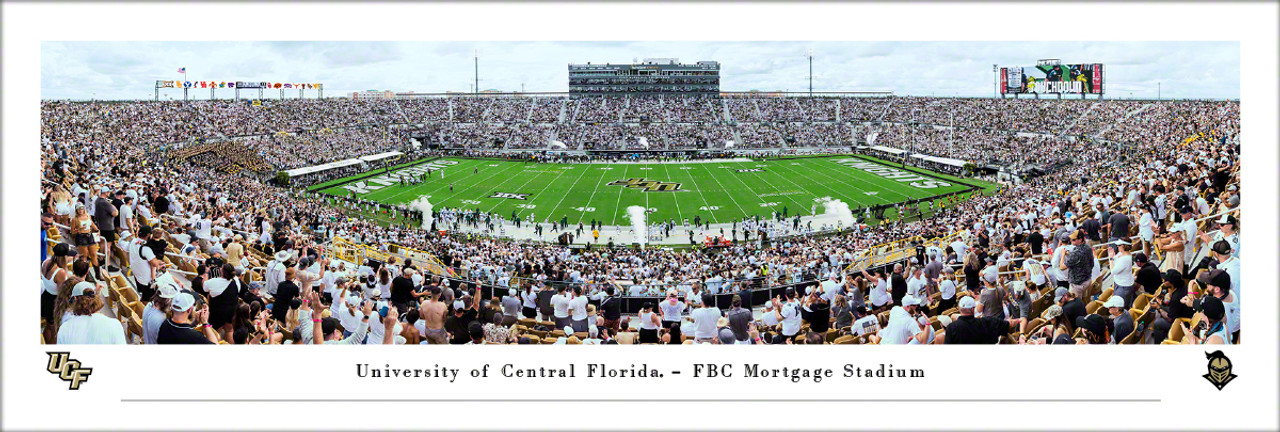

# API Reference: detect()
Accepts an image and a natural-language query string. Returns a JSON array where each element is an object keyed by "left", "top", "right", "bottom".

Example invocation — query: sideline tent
[
  {"left": 283, "top": 151, "right": 403, "bottom": 177},
  {"left": 909, "top": 153, "right": 967, "bottom": 168}
]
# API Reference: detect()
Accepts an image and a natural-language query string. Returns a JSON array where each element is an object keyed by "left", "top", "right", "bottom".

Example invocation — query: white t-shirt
[
  {"left": 877, "top": 307, "right": 922, "bottom": 345},
  {"left": 551, "top": 294, "right": 571, "bottom": 318},
  {"left": 127, "top": 239, "right": 156, "bottom": 285},
  {"left": 691, "top": 307, "right": 721, "bottom": 339},
  {"left": 204, "top": 277, "right": 234, "bottom": 297},
  {"left": 57, "top": 313, "right": 127, "bottom": 344},
  {"left": 761, "top": 307, "right": 780, "bottom": 326},
  {"left": 852, "top": 315, "right": 880, "bottom": 337},
  {"left": 779, "top": 300, "right": 802, "bottom": 336},
  {"left": 906, "top": 275, "right": 927, "bottom": 299},
  {"left": 1110, "top": 254, "right": 1135, "bottom": 287},
  {"left": 1216, "top": 257, "right": 1241, "bottom": 298},
  {"left": 521, "top": 289, "right": 539, "bottom": 309},
  {"left": 870, "top": 279, "right": 890, "bottom": 306},
  {"left": 569, "top": 295, "right": 589, "bottom": 321},
  {"left": 659, "top": 299, "right": 686, "bottom": 322},
  {"left": 939, "top": 279, "right": 957, "bottom": 300}
]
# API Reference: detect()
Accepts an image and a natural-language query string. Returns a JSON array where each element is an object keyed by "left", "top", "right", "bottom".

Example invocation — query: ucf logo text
[
  {"left": 47, "top": 352, "right": 93, "bottom": 390},
  {"left": 608, "top": 178, "right": 682, "bottom": 192}
]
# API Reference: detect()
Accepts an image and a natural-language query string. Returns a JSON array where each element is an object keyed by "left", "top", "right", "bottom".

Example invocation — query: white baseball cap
[
  {"left": 452, "top": 300, "right": 465, "bottom": 310},
  {"left": 345, "top": 295, "right": 361, "bottom": 308},
  {"left": 1103, "top": 296, "right": 1125, "bottom": 309},
  {"left": 156, "top": 278, "right": 180, "bottom": 299},
  {"left": 72, "top": 281, "right": 98, "bottom": 297},
  {"left": 902, "top": 295, "right": 922, "bottom": 307},
  {"left": 172, "top": 292, "right": 196, "bottom": 312},
  {"left": 958, "top": 296, "right": 977, "bottom": 309}
]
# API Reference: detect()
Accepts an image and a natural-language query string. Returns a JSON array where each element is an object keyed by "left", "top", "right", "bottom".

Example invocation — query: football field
[{"left": 313, "top": 155, "right": 977, "bottom": 226}]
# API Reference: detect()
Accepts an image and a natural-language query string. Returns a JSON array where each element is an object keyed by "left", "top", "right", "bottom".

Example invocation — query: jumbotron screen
[{"left": 1001, "top": 63, "right": 1103, "bottom": 94}]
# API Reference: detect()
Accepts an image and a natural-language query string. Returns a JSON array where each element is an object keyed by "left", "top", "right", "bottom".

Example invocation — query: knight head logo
[{"left": 1202, "top": 350, "right": 1236, "bottom": 391}]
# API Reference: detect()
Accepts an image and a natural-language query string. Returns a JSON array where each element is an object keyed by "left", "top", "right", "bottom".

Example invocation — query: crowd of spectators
[{"left": 40, "top": 95, "right": 1241, "bottom": 346}]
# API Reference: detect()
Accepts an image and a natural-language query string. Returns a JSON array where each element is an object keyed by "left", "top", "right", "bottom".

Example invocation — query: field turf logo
[
  {"left": 736, "top": 168, "right": 763, "bottom": 173},
  {"left": 608, "top": 178, "right": 683, "bottom": 192},
  {"left": 833, "top": 159, "right": 953, "bottom": 189},
  {"left": 489, "top": 192, "right": 530, "bottom": 200}
]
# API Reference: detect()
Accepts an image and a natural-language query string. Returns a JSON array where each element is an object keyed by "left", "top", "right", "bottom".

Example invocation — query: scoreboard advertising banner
[{"left": 1001, "top": 63, "right": 1102, "bottom": 94}]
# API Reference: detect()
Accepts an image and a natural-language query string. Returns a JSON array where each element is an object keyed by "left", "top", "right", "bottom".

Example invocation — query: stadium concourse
[{"left": 40, "top": 95, "right": 1240, "bottom": 346}]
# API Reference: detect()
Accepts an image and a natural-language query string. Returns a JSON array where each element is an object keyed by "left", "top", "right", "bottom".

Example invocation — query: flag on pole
[{"left": 177, "top": 67, "right": 186, "bottom": 74}]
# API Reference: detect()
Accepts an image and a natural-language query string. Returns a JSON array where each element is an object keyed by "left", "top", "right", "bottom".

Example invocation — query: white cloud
[{"left": 41, "top": 41, "right": 1239, "bottom": 100}]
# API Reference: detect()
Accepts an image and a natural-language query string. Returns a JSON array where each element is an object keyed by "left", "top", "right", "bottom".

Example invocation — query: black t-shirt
[
  {"left": 1166, "top": 288, "right": 1195, "bottom": 320},
  {"left": 445, "top": 315, "right": 470, "bottom": 344},
  {"left": 944, "top": 315, "right": 1010, "bottom": 344},
  {"left": 1062, "top": 298, "right": 1087, "bottom": 326},
  {"left": 273, "top": 280, "right": 300, "bottom": 323},
  {"left": 1213, "top": 168, "right": 1230, "bottom": 191},
  {"left": 802, "top": 302, "right": 831, "bottom": 333},
  {"left": 963, "top": 265, "right": 982, "bottom": 292},
  {"left": 1134, "top": 263, "right": 1162, "bottom": 294},
  {"left": 1028, "top": 231, "right": 1044, "bottom": 255},
  {"left": 599, "top": 296, "right": 622, "bottom": 320},
  {"left": 536, "top": 290, "right": 555, "bottom": 316},
  {"left": 93, "top": 197, "right": 115, "bottom": 231},
  {"left": 1081, "top": 218, "right": 1101, "bottom": 241},
  {"left": 111, "top": 198, "right": 125, "bottom": 229},
  {"left": 390, "top": 276, "right": 414, "bottom": 305},
  {"left": 156, "top": 319, "right": 214, "bottom": 344},
  {"left": 1107, "top": 213, "right": 1130, "bottom": 239},
  {"left": 890, "top": 274, "right": 907, "bottom": 305}
]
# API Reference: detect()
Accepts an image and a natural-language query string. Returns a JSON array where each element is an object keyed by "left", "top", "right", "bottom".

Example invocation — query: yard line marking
[
  {"left": 697, "top": 163, "right": 758, "bottom": 224},
  {"left": 608, "top": 164, "right": 632, "bottom": 226},
  {"left": 684, "top": 162, "right": 726, "bottom": 223},
  {"left": 398, "top": 160, "right": 524, "bottom": 210},
  {"left": 774, "top": 157, "right": 913, "bottom": 205},
  {"left": 340, "top": 158, "right": 478, "bottom": 204},
  {"left": 447, "top": 161, "right": 539, "bottom": 210},
  {"left": 660, "top": 163, "right": 685, "bottom": 223},
  {"left": 540, "top": 163, "right": 592, "bottom": 220},
  {"left": 378, "top": 159, "right": 504, "bottom": 205},
  {"left": 577, "top": 164, "right": 611, "bottom": 222},
  {"left": 723, "top": 162, "right": 810, "bottom": 218},
  {"left": 485, "top": 163, "right": 568, "bottom": 214},
  {"left": 761, "top": 160, "right": 864, "bottom": 212}
]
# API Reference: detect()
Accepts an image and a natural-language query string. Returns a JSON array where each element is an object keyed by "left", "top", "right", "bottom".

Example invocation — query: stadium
[{"left": 41, "top": 56, "right": 1241, "bottom": 347}]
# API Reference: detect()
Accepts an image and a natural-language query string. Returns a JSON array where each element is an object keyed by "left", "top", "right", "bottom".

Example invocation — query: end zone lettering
[
  {"left": 833, "top": 159, "right": 952, "bottom": 189},
  {"left": 340, "top": 160, "right": 459, "bottom": 194}
]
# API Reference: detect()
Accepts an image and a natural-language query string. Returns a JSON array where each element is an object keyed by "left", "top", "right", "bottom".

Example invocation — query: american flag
[{"left": 177, "top": 67, "right": 186, "bottom": 74}]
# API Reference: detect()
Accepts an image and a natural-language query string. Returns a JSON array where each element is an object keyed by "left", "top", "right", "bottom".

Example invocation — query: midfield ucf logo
[
  {"left": 608, "top": 178, "right": 683, "bottom": 192},
  {"left": 47, "top": 352, "right": 93, "bottom": 390}
]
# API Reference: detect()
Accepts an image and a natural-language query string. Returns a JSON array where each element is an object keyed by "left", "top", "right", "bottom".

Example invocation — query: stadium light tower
[
  {"left": 807, "top": 48, "right": 814, "bottom": 97},
  {"left": 474, "top": 49, "right": 480, "bottom": 96}
]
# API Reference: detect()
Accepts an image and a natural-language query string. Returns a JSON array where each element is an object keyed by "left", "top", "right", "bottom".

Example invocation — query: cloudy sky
[{"left": 42, "top": 41, "right": 1239, "bottom": 100}]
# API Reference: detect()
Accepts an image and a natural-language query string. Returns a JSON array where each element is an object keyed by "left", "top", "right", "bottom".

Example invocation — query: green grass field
[{"left": 315, "top": 155, "right": 978, "bottom": 226}]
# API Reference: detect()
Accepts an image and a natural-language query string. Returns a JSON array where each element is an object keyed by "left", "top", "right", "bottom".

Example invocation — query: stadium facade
[{"left": 568, "top": 58, "right": 720, "bottom": 96}]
